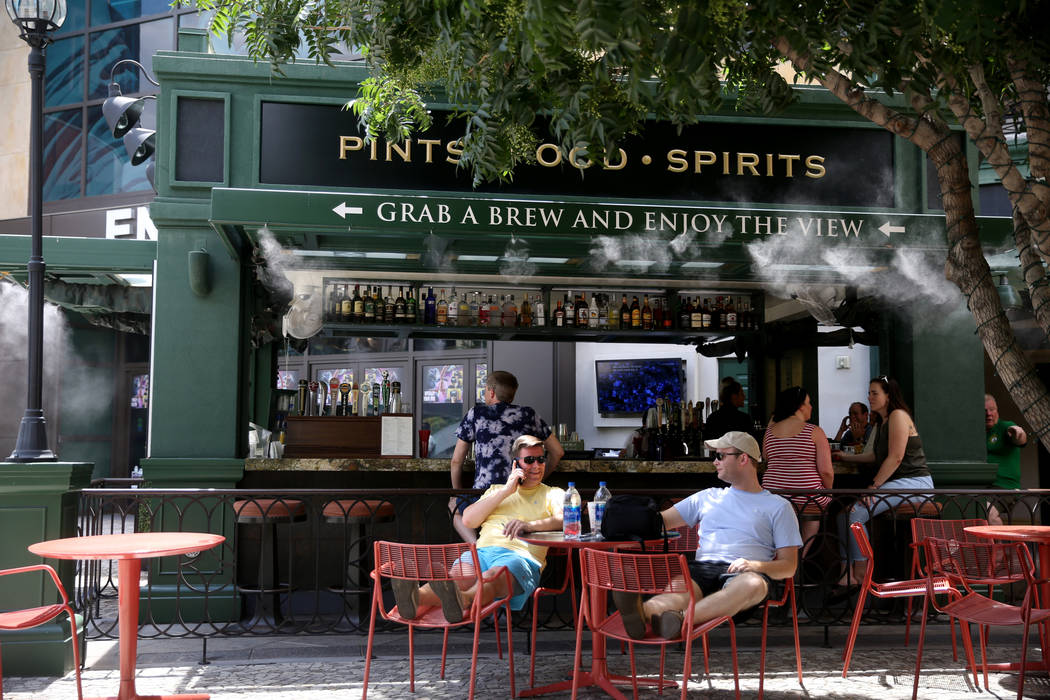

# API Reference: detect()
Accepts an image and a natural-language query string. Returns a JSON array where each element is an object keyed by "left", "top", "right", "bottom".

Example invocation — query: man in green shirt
[{"left": 985, "top": 394, "right": 1027, "bottom": 525}]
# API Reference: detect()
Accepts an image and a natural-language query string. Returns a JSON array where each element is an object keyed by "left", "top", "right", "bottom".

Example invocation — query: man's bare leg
[{"left": 644, "top": 573, "right": 767, "bottom": 626}]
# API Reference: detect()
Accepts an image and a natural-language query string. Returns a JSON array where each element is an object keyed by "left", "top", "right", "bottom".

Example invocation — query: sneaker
[
  {"left": 612, "top": 591, "right": 647, "bottom": 639},
  {"left": 653, "top": 609, "right": 684, "bottom": 640},
  {"left": 431, "top": 580, "right": 466, "bottom": 624},
  {"left": 391, "top": 578, "right": 420, "bottom": 619}
]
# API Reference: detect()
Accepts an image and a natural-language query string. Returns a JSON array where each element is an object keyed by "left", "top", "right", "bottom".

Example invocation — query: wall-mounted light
[
  {"left": 188, "top": 248, "right": 211, "bottom": 297},
  {"left": 102, "top": 58, "right": 159, "bottom": 190}
]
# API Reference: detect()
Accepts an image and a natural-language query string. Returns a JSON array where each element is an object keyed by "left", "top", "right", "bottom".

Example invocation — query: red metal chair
[
  {"left": 0, "top": 564, "right": 83, "bottom": 700},
  {"left": 362, "top": 541, "right": 516, "bottom": 700},
  {"left": 574, "top": 547, "right": 739, "bottom": 700},
  {"left": 915, "top": 536, "right": 1050, "bottom": 700},
  {"left": 906, "top": 517, "right": 988, "bottom": 646},
  {"left": 525, "top": 545, "right": 575, "bottom": 689},
  {"left": 842, "top": 521, "right": 954, "bottom": 678},
  {"left": 758, "top": 576, "right": 802, "bottom": 699}
]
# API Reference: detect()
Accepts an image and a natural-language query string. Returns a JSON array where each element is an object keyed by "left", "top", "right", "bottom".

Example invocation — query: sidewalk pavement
[{"left": 3, "top": 624, "right": 1048, "bottom": 698}]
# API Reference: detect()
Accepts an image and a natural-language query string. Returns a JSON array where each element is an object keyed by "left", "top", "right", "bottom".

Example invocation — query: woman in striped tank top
[{"left": 761, "top": 386, "right": 834, "bottom": 558}]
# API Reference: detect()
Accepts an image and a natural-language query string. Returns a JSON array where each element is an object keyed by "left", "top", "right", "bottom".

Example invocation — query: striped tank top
[{"left": 761, "top": 423, "right": 830, "bottom": 506}]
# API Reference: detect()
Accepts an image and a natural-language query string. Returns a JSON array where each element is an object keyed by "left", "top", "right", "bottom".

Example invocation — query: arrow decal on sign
[
  {"left": 332, "top": 202, "right": 363, "bottom": 219},
  {"left": 878, "top": 222, "right": 905, "bottom": 237}
]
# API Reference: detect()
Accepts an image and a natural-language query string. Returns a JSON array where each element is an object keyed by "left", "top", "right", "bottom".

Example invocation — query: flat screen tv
[{"left": 595, "top": 358, "right": 685, "bottom": 417}]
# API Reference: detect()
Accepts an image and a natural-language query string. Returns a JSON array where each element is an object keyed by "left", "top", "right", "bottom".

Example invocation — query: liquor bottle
[
  {"left": 447, "top": 288, "right": 459, "bottom": 327},
  {"left": 384, "top": 286, "right": 395, "bottom": 323},
  {"left": 519, "top": 294, "right": 532, "bottom": 327},
  {"left": 469, "top": 291, "right": 481, "bottom": 326},
  {"left": 488, "top": 295, "right": 501, "bottom": 325},
  {"left": 479, "top": 293, "right": 491, "bottom": 326},
  {"left": 327, "top": 284, "right": 340, "bottom": 322},
  {"left": 678, "top": 295, "right": 692, "bottom": 329},
  {"left": 725, "top": 296, "right": 737, "bottom": 330},
  {"left": 711, "top": 296, "right": 723, "bottom": 330},
  {"left": 340, "top": 284, "right": 353, "bottom": 322},
  {"left": 436, "top": 288, "right": 449, "bottom": 326},
  {"left": 502, "top": 294, "right": 518, "bottom": 327},
  {"left": 457, "top": 288, "right": 470, "bottom": 327},
  {"left": 405, "top": 287, "right": 418, "bottom": 324},
  {"left": 693, "top": 297, "right": 706, "bottom": 329},
  {"left": 351, "top": 284, "right": 364, "bottom": 322},
  {"left": 641, "top": 294, "right": 653, "bottom": 330},
  {"left": 620, "top": 294, "right": 631, "bottom": 328},
  {"left": 588, "top": 293, "right": 599, "bottom": 328},
  {"left": 658, "top": 297, "right": 670, "bottom": 329},
  {"left": 363, "top": 285, "right": 376, "bottom": 323},
  {"left": 608, "top": 293, "right": 620, "bottom": 330},
  {"left": 554, "top": 299, "right": 566, "bottom": 327},
  {"left": 374, "top": 286, "right": 386, "bottom": 323},
  {"left": 394, "top": 286, "right": 406, "bottom": 323},
  {"left": 423, "top": 287, "right": 436, "bottom": 325},
  {"left": 630, "top": 296, "right": 641, "bottom": 328},
  {"left": 576, "top": 292, "right": 589, "bottom": 328},
  {"left": 533, "top": 292, "right": 546, "bottom": 327}
]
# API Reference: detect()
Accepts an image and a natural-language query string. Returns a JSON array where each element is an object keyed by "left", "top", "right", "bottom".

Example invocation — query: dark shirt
[
  {"left": 704, "top": 406, "right": 753, "bottom": 441},
  {"left": 455, "top": 402, "right": 552, "bottom": 489},
  {"left": 872, "top": 421, "right": 931, "bottom": 481}
]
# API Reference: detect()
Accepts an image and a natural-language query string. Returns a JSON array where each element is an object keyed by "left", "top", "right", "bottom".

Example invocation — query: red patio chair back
[
  {"left": 914, "top": 537, "right": 1050, "bottom": 700},
  {"left": 575, "top": 548, "right": 739, "bottom": 700},
  {"left": 0, "top": 564, "right": 83, "bottom": 700},
  {"left": 526, "top": 545, "right": 575, "bottom": 689},
  {"left": 362, "top": 541, "right": 516, "bottom": 700}
]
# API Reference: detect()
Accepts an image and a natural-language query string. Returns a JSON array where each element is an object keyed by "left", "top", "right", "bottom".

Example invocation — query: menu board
[{"left": 380, "top": 415, "right": 413, "bottom": 457}]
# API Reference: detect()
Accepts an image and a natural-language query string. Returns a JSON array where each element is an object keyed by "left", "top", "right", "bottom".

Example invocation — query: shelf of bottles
[{"left": 319, "top": 278, "right": 761, "bottom": 342}]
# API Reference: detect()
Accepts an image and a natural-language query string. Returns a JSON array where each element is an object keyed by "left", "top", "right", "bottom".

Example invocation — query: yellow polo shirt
[{"left": 475, "top": 483, "right": 565, "bottom": 568}]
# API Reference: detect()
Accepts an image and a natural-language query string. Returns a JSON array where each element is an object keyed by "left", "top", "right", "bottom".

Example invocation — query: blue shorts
[
  {"left": 455, "top": 546, "right": 541, "bottom": 611},
  {"left": 455, "top": 495, "right": 479, "bottom": 515}
]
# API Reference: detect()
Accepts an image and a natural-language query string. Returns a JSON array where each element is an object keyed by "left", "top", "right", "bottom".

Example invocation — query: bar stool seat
[
  {"left": 234, "top": 498, "right": 307, "bottom": 628},
  {"left": 324, "top": 500, "right": 396, "bottom": 618}
]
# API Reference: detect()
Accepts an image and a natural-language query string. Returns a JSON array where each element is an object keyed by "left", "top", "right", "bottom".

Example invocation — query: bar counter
[{"left": 245, "top": 457, "right": 863, "bottom": 475}]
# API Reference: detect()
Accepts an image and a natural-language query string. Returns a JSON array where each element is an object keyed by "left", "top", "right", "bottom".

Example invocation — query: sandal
[
  {"left": 612, "top": 591, "right": 647, "bottom": 640},
  {"left": 391, "top": 578, "right": 420, "bottom": 619},
  {"left": 431, "top": 580, "right": 466, "bottom": 623},
  {"left": 653, "top": 609, "right": 684, "bottom": 640}
]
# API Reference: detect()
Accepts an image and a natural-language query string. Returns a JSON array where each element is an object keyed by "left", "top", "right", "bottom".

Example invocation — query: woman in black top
[{"left": 832, "top": 376, "right": 934, "bottom": 586}]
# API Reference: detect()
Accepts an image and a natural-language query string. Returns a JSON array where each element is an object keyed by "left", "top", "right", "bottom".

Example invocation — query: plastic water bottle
[
  {"left": 563, "top": 482, "right": 582, "bottom": 540},
  {"left": 593, "top": 481, "right": 611, "bottom": 538}
]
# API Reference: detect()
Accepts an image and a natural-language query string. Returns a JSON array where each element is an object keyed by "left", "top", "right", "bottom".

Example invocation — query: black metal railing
[{"left": 74, "top": 487, "right": 1048, "bottom": 644}]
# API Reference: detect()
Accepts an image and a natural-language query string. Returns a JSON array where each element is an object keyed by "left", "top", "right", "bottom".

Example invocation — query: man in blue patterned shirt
[{"left": 450, "top": 370, "right": 564, "bottom": 542}]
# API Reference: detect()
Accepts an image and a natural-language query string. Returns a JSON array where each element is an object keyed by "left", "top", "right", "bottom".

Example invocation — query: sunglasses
[
  {"left": 713, "top": 451, "right": 743, "bottom": 460},
  {"left": 518, "top": 455, "right": 547, "bottom": 465}
]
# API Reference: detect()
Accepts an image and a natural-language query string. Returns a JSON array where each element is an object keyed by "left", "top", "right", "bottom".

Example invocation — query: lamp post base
[{"left": 8, "top": 410, "right": 56, "bottom": 462}]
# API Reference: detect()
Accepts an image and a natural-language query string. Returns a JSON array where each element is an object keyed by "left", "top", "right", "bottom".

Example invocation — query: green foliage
[{"left": 185, "top": 0, "right": 1049, "bottom": 183}]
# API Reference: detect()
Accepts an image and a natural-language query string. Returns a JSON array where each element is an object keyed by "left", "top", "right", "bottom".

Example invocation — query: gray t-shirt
[{"left": 673, "top": 487, "right": 802, "bottom": 563}]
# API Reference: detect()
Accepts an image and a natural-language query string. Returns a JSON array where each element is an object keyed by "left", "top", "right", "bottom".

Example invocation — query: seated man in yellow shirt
[{"left": 392, "top": 434, "right": 565, "bottom": 623}]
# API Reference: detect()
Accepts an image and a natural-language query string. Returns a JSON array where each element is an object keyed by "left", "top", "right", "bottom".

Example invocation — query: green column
[{"left": 0, "top": 461, "right": 92, "bottom": 676}]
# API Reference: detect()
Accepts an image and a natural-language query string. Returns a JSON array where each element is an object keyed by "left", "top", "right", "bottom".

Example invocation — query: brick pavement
[{"left": 3, "top": 626, "right": 1048, "bottom": 698}]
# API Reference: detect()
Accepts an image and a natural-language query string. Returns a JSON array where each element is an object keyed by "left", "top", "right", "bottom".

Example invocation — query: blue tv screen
[{"left": 595, "top": 358, "right": 685, "bottom": 416}]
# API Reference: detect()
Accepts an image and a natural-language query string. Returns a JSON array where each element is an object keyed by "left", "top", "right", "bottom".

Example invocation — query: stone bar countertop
[{"left": 244, "top": 458, "right": 862, "bottom": 475}]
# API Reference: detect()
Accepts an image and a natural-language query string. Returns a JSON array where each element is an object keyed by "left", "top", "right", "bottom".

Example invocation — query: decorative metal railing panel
[{"left": 74, "top": 487, "right": 1048, "bottom": 641}]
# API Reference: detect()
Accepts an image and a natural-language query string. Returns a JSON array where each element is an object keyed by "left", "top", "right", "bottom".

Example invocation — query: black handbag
[{"left": 600, "top": 495, "right": 667, "bottom": 550}]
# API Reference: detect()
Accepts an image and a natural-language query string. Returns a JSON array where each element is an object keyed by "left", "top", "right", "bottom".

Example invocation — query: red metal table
[
  {"left": 30, "top": 532, "right": 226, "bottom": 700},
  {"left": 518, "top": 531, "right": 678, "bottom": 699},
  {"left": 964, "top": 525, "right": 1050, "bottom": 672}
]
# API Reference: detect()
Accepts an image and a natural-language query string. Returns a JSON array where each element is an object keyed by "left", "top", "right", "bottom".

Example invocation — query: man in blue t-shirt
[
  {"left": 450, "top": 370, "right": 564, "bottom": 542},
  {"left": 614, "top": 431, "right": 802, "bottom": 639}
]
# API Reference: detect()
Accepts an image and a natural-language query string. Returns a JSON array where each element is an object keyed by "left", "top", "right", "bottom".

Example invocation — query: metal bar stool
[
  {"left": 323, "top": 499, "right": 396, "bottom": 621},
  {"left": 234, "top": 498, "right": 307, "bottom": 629}
]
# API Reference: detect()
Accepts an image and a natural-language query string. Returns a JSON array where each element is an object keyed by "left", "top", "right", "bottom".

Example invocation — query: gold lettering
[
  {"left": 805, "top": 155, "right": 826, "bottom": 178},
  {"left": 602, "top": 148, "right": 627, "bottom": 170},
  {"left": 536, "top": 143, "right": 563, "bottom": 167},
  {"left": 693, "top": 151, "right": 716, "bottom": 173},
  {"left": 666, "top": 149, "right": 688, "bottom": 173},
  {"left": 568, "top": 147, "right": 592, "bottom": 169},
  {"left": 369, "top": 140, "right": 378, "bottom": 161},
  {"left": 418, "top": 139, "right": 441, "bottom": 164},
  {"left": 446, "top": 140, "right": 463, "bottom": 164},
  {"left": 386, "top": 140, "right": 411, "bottom": 162},
  {"left": 338, "top": 136, "right": 364, "bottom": 160},
  {"left": 736, "top": 152, "right": 760, "bottom": 176},
  {"left": 722, "top": 152, "right": 730, "bottom": 175},
  {"left": 779, "top": 154, "right": 801, "bottom": 177},
  {"left": 766, "top": 153, "right": 774, "bottom": 176}
]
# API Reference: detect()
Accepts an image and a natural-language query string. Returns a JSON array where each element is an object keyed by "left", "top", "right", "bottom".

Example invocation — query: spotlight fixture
[{"left": 102, "top": 58, "right": 160, "bottom": 191}]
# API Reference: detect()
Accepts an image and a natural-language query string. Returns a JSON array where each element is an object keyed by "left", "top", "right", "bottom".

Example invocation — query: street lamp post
[{"left": 6, "top": 0, "right": 66, "bottom": 462}]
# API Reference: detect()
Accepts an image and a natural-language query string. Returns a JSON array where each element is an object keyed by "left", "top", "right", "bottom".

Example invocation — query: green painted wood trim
[
  {"left": 139, "top": 458, "right": 245, "bottom": 486},
  {"left": 0, "top": 236, "right": 156, "bottom": 273},
  {"left": 168, "top": 90, "right": 232, "bottom": 190},
  {"left": 928, "top": 461, "right": 998, "bottom": 487},
  {"left": 0, "top": 619, "right": 82, "bottom": 677},
  {"left": 0, "top": 462, "right": 93, "bottom": 493}
]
